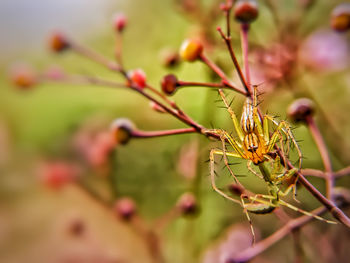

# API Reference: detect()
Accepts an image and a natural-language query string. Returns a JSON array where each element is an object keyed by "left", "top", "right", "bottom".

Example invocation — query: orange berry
[
  {"left": 10, "top": 64, "right": 37, "bottom": 90},
  {"left": 110, "top": 118, "right": 135, "bottom": 145},
  {"left": 49, "top": 32, "right": 70, "bottom": 53},
  {"left": 331, "top": 4, "right": 350, "bottom": 32},
  {"left": 179, "top": 39, "right": 203, "bottom": 62}
]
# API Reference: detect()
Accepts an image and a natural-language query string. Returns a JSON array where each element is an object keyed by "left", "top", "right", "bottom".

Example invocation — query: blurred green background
[{"left": 0, "top": 0, "right": 350, "bottom": 262}]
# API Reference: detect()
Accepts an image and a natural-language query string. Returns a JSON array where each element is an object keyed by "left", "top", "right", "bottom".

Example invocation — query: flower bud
[
  {"left": 110, "top": 118, "right": 135, "bottom": 145},
  {"left": 128, "top": 69, "right": 147, "bottom": 89},
  {"left": 234, "top": 0, "right": 259, "bottom": 24},
  {"left": 161, "top": 74, "right": 178, "bottom": 96},
  {"left": 331, "top": 3, "right": 350, "bottom": 32},
  {"left": 287, "top": 98, "right": 315, "bottom": 123},
  {"left": 10, "top": 64, "right": 37, "bottom": 90},
  {"left": 114, "top": 197, "right": 137, "bottom": 221},
  {"left": 49, "top": 32, "right": 70, "bottom": 53},
  {"left": 112, "top": 13, "right": 127, "bottom": 33},
  {"left": 179, "top": 39, "right": 203, "bottom": 62},
  {"left": 177, "top": 192, "right": 198, "bottom": 216}
]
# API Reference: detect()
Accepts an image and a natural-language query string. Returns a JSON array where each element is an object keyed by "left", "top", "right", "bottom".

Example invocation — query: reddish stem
[
  {"left": 131, "top": 127, "right": 197, "bottom": 138},
  {"left": 217, "top": 27, "right": 251, "bottom": 97},
  {"left": 306, "top": 116, "right": 334, "bottom": 200},
  {"left": 199, "top": 53, "right": 247, "bottom": 95},
  {"left": 240, "top": 24, "right": 251, "bottom": 88}
]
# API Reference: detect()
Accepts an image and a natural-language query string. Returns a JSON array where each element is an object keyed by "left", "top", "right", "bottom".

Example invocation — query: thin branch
[
  {"left": 335, "top": 166, "right": 350, "bottom": 178},
  {"left": 68, "top": 40, "right": 127, "bottom": 77},
  {"left": 131, "top": 127, "right": 197, "bottom": 138},
  {"left": 228, "top": 205, "right": 328, "bottom": 262},
  {"left": 306, "top": 116, "right": 334, "bottom": 200},
  {"left": 199, "top": 53, "right": 247, "bottom": 95},
  {"left": 217, "top": 27, "right": 251, "bottom": 97},
  {"left": 240, "top": 24, "right": 251, "bottom": 88},
  {"left": 283, "top": 157, "right": 350, "bottom": 227}
]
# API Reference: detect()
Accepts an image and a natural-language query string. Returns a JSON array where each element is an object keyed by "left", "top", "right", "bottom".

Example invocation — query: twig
[
  {"left": 228, "top": 205, "right": 328, "bottom": 262},
  {"left": 306, "top": 115, "right": 334, "bottom": 200},
  {"left": 240, "top": 24, "right": 251, "bottom": 88},
  {"left": 131, "top": 127, "right": 197, "bottom": 138},
  {"left": 199, "top": 53, "right": 247, "bottom": 95},
  {"left": 217, "top": 27, "right": 251, "bottom": 97}
]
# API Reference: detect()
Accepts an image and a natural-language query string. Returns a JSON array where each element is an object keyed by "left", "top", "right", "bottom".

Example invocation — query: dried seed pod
[
  {"left": 331, "top": 3, "right": 350, "bottom": 32},
  {"left": 234, "top": 0, "right": 259, "bottom": 24},
  {"left": 161, "top": 74, "right": 178, "bottom": 95},
  {"left": 114, "top": 197, "right": 137, "bottom": 221},
  {"left": 177, "top": 192, "right": 198, "bottom": 216},
  {"left": 179, "top": 39, "right": 203, "bottom": 62},
  {"left": 49, "top": 32, "right": 70, "bottom": 53},
  {"left": 287, "top": 98, "right": 315, "bottom": 123},
  {"left": 110, "top": 118, "right": 135, "bottom": 145}
]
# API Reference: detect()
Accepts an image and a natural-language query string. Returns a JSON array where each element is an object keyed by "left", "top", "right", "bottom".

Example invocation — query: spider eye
[{"left": 248, "top": 146, "right": 258, "bottom": 153}]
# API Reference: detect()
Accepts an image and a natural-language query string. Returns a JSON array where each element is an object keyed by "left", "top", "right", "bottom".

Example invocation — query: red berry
[
  {"left": 161, "top": 74, "right": 178, "bottom": 96},
  {"left": 234, "top": 0, "right": 259, "bottom": 24},
  {"left": 38, "top": 161, "right": 79, "bottom": 190},
  {"left": 177, "top": 192, "right": 198, "bottom": 216},
  {"left": 114, "top": 197, "right": 137, "bottom": 221},
  {"left": 112, "top": 13, "right": 128, "bottom": 33},
  {"left": 128, "top": 69, "right": 147, "bottom": 89}
]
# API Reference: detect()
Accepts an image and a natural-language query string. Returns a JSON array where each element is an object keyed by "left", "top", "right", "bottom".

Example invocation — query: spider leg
[
  {"left": 209, "top": 149, "right": 242, "bottom": 206},
  {"left": 247, "top": 160, "right": 263, "bottom": 180},
  {"left": 240, "top": 196, "right": 256, "bottom": 244},
  {"left": 204, "top": 129, "right": 246, "bottom": 159},
  {"left": 218, "top": 89, "right": 245, "bottom": 142},
  {"left": 266, "top": 117, "right": 302, "bottom": 171},
  {"left": 278, "top": 200, "right": 337, "bottom": 224}
]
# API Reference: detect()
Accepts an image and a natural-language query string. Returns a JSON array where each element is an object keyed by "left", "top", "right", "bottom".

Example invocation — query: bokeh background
[{"left": 1, "top": 0, "right": 350, "bottom": 262}]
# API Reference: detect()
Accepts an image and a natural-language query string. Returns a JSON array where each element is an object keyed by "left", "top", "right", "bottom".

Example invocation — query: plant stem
[
  {"left": 131, "top": 128, "right": 197, "bottom": 138},
  {"left": 306, "top": 116, "right": 334, "bottom": 200},
  {"left": 240, "top": 24, "right": 251, "bottom": 88},
  {"left": 217, "top": 27, "right": 251, "bottom": 97}
]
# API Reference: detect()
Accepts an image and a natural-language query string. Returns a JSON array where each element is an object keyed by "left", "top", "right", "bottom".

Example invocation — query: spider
[{"left": 204, "top": 88, "right": 335, "bottom": 241}]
